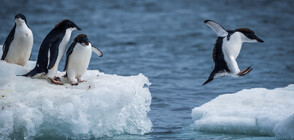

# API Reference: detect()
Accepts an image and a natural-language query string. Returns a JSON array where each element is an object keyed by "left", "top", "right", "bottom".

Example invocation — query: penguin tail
[
  {"left": 202, "top": 77, "right": 214, "bottom": 85},
  {"left": 63, "top": 73, "right": 68, "bottom": 78},
  {"left": 202, "top": 70, "right": 216, "bottom": 85},
  {"left": 22, "top": 67, "right": 41, "bottom": 77}
]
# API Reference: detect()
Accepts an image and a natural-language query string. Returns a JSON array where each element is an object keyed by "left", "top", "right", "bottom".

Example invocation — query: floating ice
[
  {"left": 0, "top": 45, "right": 152, "bottom": 140},
  {"left": 273, "top": 114, "right": 294, "bottom": 139},
  {"left": 192, "top": 85, "right": 294, "bottom": 139}
]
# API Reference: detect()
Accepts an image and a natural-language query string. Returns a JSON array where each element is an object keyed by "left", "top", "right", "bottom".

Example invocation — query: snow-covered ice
[
  {"left": 192, "top": 85, "right": 294, "bottom": 139},
  {"left": 273, "top": 114, "right": 294, "bottom": 139},
  {"left": 0, "top": 45, "right": 152, "bottom": 139}
]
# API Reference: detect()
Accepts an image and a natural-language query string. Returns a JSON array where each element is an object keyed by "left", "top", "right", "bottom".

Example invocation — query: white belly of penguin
[
  {"left": 222, "top": 32, "right": 243, "bottom": 59},
  {"left": 222, "top": 32, "right": 243, "bottom": 74},
  {"left": 47, "top": 29, "right": 73, "bottom": 78},
  {"left": 67, "top": 44, "right": 92, "bottom": 79},
  {"left": 5, "top": 25, "right": 33, "bottom": 66}
]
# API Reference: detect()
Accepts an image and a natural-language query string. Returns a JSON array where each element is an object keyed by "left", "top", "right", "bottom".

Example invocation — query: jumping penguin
[
  {"left": 202, "top": 20, "right": 264, "bottom": 85},
  {"left": 1, "top": 13, "right": 33, "bottom": 66},
  {"left": 23, "top": 19, "right": 81, "bottom": 85},
  {"left": 64, "top": 34, "right": 103, "bottom": 85}
]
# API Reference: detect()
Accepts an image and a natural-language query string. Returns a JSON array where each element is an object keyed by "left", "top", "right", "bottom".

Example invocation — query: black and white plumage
[
  {"left": 202, "top": 20, "right": 264, "bottom": 85},
  {"left": 23, "top": 19, "right": 81, "bottom": 85},
  {"left": 1, "top": 13, "right": 33, "bottom": 66},
  {"left": 64, "top": 34, "right": 103, "bottom": 85}
]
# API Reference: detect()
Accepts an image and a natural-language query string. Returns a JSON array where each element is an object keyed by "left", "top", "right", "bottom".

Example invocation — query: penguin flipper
[
  {"left": 64, "top": 43, "right": 75, "bottom": 71},
  {"left": 1, "top": 25, "right": 16, "bottom": 60},
  {"left": 92, "top": 46, "right": 103, "bottom": 57},
  {"left": 47, "top": 40, "right": 60, "bottom": 70},
  {"left": 204, "top": 20, "right": 228, "bottom": 37}
]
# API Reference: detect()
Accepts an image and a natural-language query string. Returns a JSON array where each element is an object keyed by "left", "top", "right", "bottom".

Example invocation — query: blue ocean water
[{"left": 0, "top": 0, "right": 294, "bottom": 139}]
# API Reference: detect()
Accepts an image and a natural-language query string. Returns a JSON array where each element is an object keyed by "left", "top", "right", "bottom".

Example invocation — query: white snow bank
[
  {"left": 192, "top": 85, "right": 294, "bottom": 139},
  {"left": 0, "top": 46, "right": 152, "bottom": 140}
]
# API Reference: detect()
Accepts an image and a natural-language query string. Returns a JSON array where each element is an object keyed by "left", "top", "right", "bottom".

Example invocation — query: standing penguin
[
  {"left": 23, "top": 19, "right": 81, "bottom": 85},
  {"left": 202, "top": 20, "right": 264, "bottom": 85},
  {"left": 1, "top": 13, "right": 33, "bottom": 66},
  {"left": 64, "top": 34, "right": 103, "bottom": 85}
]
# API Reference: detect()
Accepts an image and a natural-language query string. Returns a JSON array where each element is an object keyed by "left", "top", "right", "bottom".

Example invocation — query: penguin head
[
  {"left": 55, "top": 19, "right": 81, "bottom": 31},
  {"left": 15, "top": 13, "right": 27, "bottom": 25},
  {"left": 236, "top": 28, "right": 264, "bottom": 43},
  {"left": 74, "top": 34, "right": 90, "bottom": 46}
]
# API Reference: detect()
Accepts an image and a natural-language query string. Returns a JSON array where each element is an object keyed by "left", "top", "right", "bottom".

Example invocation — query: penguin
[
  {"left": 202, "top": 20, "right": 264, "bottom": 85},
  {"left": 64, "top": 34, "right": 103, "bottom": 85},
  {"left": 1, "top": 13, "right": 33, "bottom": 66},
  {"left": 23, "top": 19, "right": 81, "bottom": 85}
]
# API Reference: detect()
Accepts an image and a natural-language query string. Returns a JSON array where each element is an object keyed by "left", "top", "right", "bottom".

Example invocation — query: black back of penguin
[{"left": 23, "top": 19, "right": 81, "bottom": 77}]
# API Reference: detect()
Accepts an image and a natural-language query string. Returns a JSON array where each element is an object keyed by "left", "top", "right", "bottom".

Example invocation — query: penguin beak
[
  {"left": 255, "top": 36, "right": 264, "bottom": 43},
  {"left": 84, "top": 38, "right": 90, "bottom": 46},
  {"left": 77, "top": 26, "right": 81, "bottom": 30}
]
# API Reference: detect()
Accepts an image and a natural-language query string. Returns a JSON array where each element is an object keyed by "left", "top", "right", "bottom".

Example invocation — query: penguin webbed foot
[
  {"left": 71, "top": 82, "right": 79, "bottom": 86},
  {"left": 50, "top": 77, "right": 63, "bottom": 85},
  {"left": 237, "top": 67, "right": 253, "bottom": 76},
  {"left": 77, "top": 78, "right": 86, "bottom": 83},
  {"left": 69, "top": 79, "right": 85, "bottom": 86}
]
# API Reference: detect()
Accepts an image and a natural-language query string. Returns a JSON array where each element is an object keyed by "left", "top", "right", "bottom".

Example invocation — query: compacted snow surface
[
  {"left": 192, "top": 84, "right": 294, "bottom": 139},
  {"left": 0, "top": 46, "right": 152, "bottom": 139}
]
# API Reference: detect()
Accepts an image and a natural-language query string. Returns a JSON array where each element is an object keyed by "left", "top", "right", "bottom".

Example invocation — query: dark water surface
[{"left": 1, "top": 0, "right": 294, "bottom": 139}]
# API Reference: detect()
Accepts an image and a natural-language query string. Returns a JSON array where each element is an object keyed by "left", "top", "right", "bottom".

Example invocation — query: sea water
[{"left": 0, "top": 0, "right": 294, "bottom": 139}]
